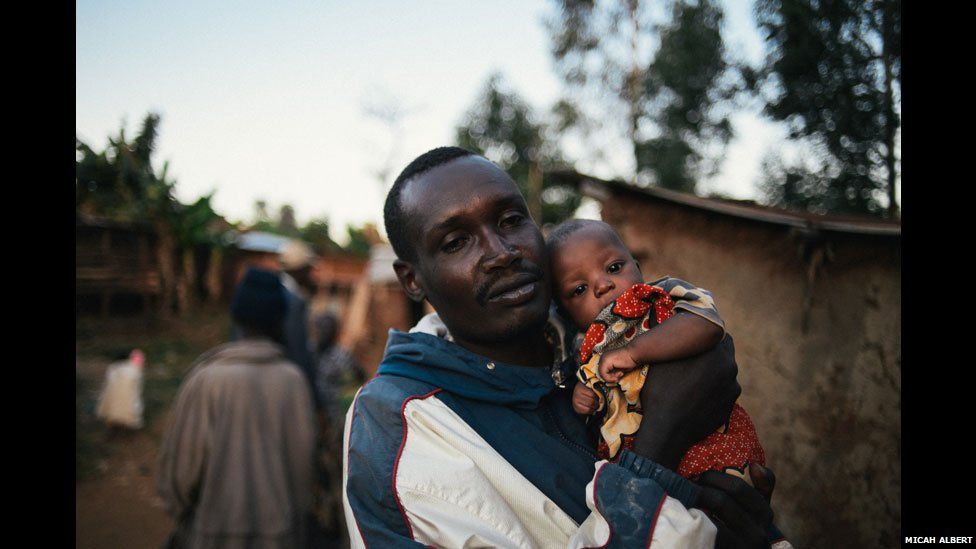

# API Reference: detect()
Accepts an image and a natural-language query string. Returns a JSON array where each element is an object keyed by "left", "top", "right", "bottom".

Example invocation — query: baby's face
[{"left": 550, "top": 225, "right": 643, "bottom": 329}]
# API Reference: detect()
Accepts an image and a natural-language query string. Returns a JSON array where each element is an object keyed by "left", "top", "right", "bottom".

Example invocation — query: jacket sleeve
[
  {"left": 570, "top": 450, "right": 716, "bottom": 548},
  {"left": 156, "top": 370, "right": 212, "bottom": 522},
  {"left": 342, "top": 380, "right": 430, "bottom": 548},
  {"left": 649, "top": 276, "right": 726, "bottom": 336}
]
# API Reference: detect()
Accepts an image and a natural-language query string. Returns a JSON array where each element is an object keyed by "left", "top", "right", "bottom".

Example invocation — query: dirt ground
[
  {"left": 76, "top": 306, "right": 229, "bottom": 549},
  {"left": 75, "top": 411, "right": 174, "bottom": 549}
]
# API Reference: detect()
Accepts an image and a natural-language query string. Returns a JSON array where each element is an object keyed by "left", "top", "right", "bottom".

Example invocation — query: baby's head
[{"left": 546, "top": 219, "right": 643, "bottom": 330}]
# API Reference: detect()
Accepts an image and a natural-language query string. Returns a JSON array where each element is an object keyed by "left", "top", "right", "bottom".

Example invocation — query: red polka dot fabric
[
  {"left": 578, "top": 283, "right": 674, "bottom": 365},
  {"left": 678, "top": 403, "right": 765, "bottom": 478}
]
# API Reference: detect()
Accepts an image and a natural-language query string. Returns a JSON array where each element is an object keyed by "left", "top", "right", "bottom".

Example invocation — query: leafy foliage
[
  {"left": 75, "top": 113, "right": 228, "bottom": 245},
  {"left": 277, "top": 204, "right": 300, "bottom": 237},
  {"left": 343, "top": 224, "right": 373, "bottom": 258},
  {"left": 76, "top": 113, "right": 176, "bottom": 220},
  {"left": 300, "top": 217, "right": 340, "bottom": 255},
  {"left": 456, "top": 74, "right": 580, "bottom": 225},
  {"left": 638, "top": 0, "right": 735, "bottom": 192},
  {"left": 546, "top": 0, "right": 739, "bottom": 192},
  {"left": 171, "top": 193, "right": 224, "bottom": 247},
  {"left": 753, "top": 0, "right": 901, "bottom": 216}
]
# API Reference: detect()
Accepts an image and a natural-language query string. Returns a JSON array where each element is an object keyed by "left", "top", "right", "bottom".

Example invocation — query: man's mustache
[{"left": 474, "top": 262, "right": 546, "bottom": 306}]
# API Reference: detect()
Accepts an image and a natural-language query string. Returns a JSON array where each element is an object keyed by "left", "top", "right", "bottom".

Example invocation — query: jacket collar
[{"left": 377, "top": 309, "right": 578, "bottom": 408}]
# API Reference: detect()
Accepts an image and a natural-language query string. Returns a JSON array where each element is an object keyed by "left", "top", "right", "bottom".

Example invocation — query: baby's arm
[{"left": 600, "top": 312, "right": 724, "bottom": 382}]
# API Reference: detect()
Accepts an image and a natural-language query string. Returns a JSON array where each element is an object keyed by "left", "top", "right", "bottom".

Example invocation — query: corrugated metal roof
[{"left": 565, "top": 172, "right": 901, "bottom": 237}]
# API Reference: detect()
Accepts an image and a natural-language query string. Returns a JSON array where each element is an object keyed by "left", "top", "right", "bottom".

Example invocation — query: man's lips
[
  {"left": 483, "top": 272, "right": 542, "bottom": 305},
  {"left": 487, "top": 280, "right": 540, "bottom": 305}
]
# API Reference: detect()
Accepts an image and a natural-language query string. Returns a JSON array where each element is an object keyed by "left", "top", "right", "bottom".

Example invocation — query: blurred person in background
[
  {"left": 309, "top": 311, "right": 366, "bottom": 547},
  {"left": 278, "top": 240, "right": 321, "bottom": 410},
  {"left": 157, "top": 267, "right": 316, "bottom": 549},
  {"left": 95, "top": 348, "right": 146, "bottom": 434},
  {"left": 232, "top": 238, "right": 322, "bottom": 411},
  {"left": 313, "top": 312, "right": 365, "bottom": 436}
]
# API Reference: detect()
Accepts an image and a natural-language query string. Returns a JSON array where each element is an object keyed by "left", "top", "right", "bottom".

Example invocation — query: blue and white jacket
[{"left": 342, "top": 310, "right": 725, "bottom": 548}]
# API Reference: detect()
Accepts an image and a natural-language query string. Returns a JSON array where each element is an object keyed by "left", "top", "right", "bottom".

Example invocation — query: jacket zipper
[{"left": 541, "top": 400, "right": 597, "bottom": 461}]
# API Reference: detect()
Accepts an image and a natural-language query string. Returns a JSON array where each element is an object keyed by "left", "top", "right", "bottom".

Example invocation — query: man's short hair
[{"left": 383, "top": 146, "right": 477, "bottom": 262}]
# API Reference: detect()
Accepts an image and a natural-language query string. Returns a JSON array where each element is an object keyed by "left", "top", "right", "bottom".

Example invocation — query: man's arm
[
  {"left": 342, "top": 379, "right": 438, "bottom": 548},
  {"left": 629, "top": 336, "right": 776, "bottom": 548},
  {"left": 570, "top": 451, "right": 717, "bottom": 547},
  {"left": 633, "top": 335, "right": 740, "bottom": 469}
]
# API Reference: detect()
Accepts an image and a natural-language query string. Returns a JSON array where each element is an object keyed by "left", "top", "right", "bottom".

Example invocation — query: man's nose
[
  {"left": 594, "top": 278, "right": 615, "bottom": 298},
  {"left": 481, "top": 231, "right": 520, "bottom": 271}
]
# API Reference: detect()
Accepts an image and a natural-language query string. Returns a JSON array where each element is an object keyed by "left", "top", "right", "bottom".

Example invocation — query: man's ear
[{"left": 393, "top": 259, "right": 426, "bottom": 303}]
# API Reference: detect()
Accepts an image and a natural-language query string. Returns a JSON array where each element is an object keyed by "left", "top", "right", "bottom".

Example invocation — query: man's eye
[
  {"left": 442, "top": 237, "right": 468, "bottom": 253},
  {"left": 500, "top": 213, "right": 525, "bottom": 227},
  {"left": 607, "top": 262, "right": 623, "bottom": 274},
  {"left": 572, "top": 284, "right": 587, "bottom": 297}
]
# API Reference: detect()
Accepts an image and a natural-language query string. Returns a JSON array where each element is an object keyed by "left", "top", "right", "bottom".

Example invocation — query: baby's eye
[
  {"left": 572, "top": 284, "right": 587, "bottom": 297},
  {"left": 607, "top": 261, "right": 624, "bottom": 274}
]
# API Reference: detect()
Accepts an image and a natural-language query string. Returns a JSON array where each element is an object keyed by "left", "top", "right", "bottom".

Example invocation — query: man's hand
[
  {"left": 597, "top": 348, "right": 639, "bottom": 383},
  {"left": 694, "top": 470, "right": 775, "bottom": 549},
  {"left": 571, "top": 383, "right": 599, "bottom": 415},
  {"left": 631, "top": 336, "right": 741, "bottom": 469},
  {"left": 749, "top": 463, "right": 776, "bottom": 503}
]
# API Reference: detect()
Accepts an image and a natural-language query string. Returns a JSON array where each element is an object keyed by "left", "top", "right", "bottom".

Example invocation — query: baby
[{"left": 546, "top": 219, "right": 766, "bottom": 483}]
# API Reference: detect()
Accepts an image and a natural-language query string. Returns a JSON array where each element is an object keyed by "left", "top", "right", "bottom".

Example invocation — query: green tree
[
  {"left": 76, "top": 113, "right": 176, "bottom": 220},
  {"left": 277, "top": 204, "right": 300, "bottom": 237},
  {"left": 752, "top": 0, "right": 900, "bottom": 216},
  {"left": 343, "top": 224, "right": 373, "bottom": 258},
  {"left": 300, "top": 217, "right": 340, "bottom": 255},
  {"left": 638, "top": 0, "right": 734, "bottom": 192},
  {"left": 170, "top": 193, "right": 226, "bottom": 311},
  {"left": 250, "top": 199, "right": 277, "bottom": 233},
  {"left": 76, "top": 113, "right": 230, "bottom": 315},
  {"left": 455, "top": 74, "right": 579, "bottom": 225},
  {"left": 76, "top": 114, "right": 181, "bottom": 316},
  {"left": 546, "top": 0, "right": 738, "bottom": 192},
  {"left": 547, "top": 0, "right": 650, "bottom": 158}
]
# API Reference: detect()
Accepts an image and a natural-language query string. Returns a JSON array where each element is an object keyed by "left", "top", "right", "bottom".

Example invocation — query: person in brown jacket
[{"left": 157, "top": 267, "right": 317, "bottom": 549}]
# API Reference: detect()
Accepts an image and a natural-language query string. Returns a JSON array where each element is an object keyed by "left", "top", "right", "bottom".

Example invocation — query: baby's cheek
[
  {"left": 580, "top": 303, "right": 601, "bottom": 329},
  {"left": 606, "top": 286, "right": 630, "bottom": 304}
]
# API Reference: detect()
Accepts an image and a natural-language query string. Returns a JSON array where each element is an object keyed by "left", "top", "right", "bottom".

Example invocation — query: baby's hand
[
  {"left": 572, "top": 383, "right": 599, "bottom": 415},
  {"left": 598, "top": 348, "right": 639, "bottom": 383}
]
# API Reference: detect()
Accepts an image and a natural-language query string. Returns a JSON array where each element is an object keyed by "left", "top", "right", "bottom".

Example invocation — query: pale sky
[{"left": 76, "top": 0, "right": 788, "bottom": 244}]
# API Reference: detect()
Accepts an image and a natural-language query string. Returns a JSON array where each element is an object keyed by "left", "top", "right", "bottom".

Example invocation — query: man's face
[{"left": 396, "top": 156, "right": 551, "bottom": 347}]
